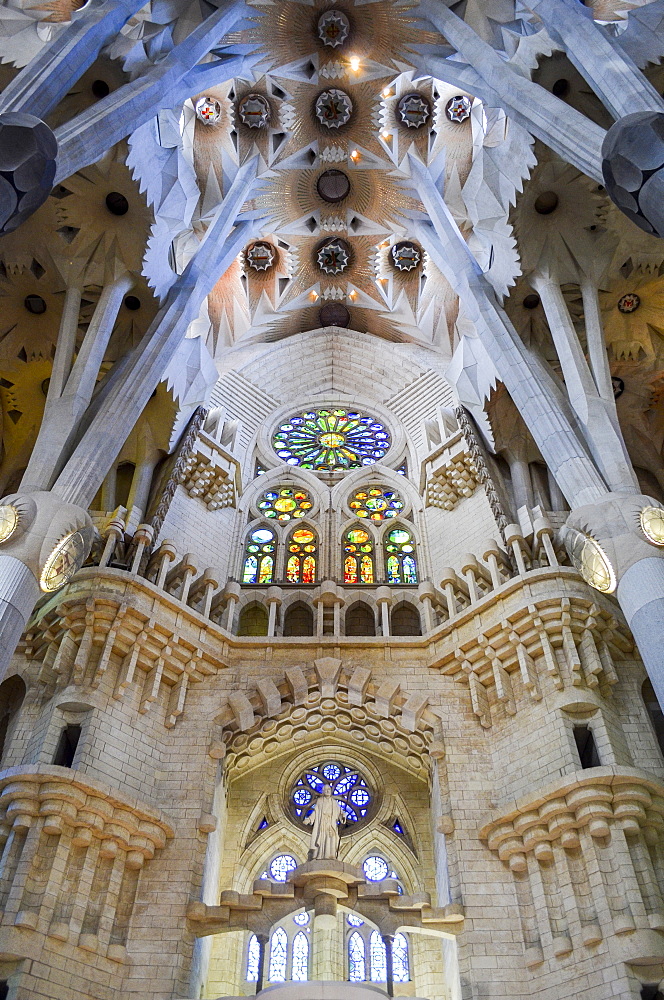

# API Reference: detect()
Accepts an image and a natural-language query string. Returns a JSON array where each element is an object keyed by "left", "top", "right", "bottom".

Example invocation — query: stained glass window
[
  {"left": 258, "top": 486, "right": 313, "bottom": 521},
  {"left": 348, "top": 931, "right": 366, "bottom": 982},
  {"left": 243, "top": 527, "right": 275, "bottom": 583},
  {"left": 293, "top": 911, "right": 310, "bottom": 926},
  {"left": 247, "top": 934, "right": 260, "bottom": 981},
  {"left": 393, "top": 933, "right": 410, "bottom": 982},
  {"left": 349, "top": 486, "right": 404, "bottom": 521},
  {"left": 347, "top": 913, "right": 364, "bottom": 927},
  {"left": 370, "top": 931, "right": 387, "bottom": 982},
  {"left": 269, "top": 927, "right": 288, "bottom": 982},
  {"left": 273, "top": 408, "right": 391, "bottom": 473},
  {"left": 363, "top": 856, "right": 390, "bottom": 881},
  {"left": 286, "top": 528, "right": 317, "bottom": 584},
  {"left": 269, "top": 854, "right": 298, "bottom": 881},
  {"left": 292, "top": 931, "right": 309, "bottom": 981},
  {"left": 385, "top": 527, "right": 418, "bottom": 584},
  {"left": 344, "top": 527, "right": 375, "bottom": 584},
  {"left": 291, "top": 762, "right": 372, "bottom": 826}
]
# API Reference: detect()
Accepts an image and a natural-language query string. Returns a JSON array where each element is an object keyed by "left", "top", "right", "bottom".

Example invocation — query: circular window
[
  {"left": 291, "top": 761, "right": 373, "bottom": 828},
  {"left": 317, "top": 169, "right": 351, "bottom": 203},
  {"left": 268, "top": 854, "right": 298, "bottom": 881},
  {"left": 273, "top": 408, "right": 391, "bottom": 473},
  {"left": 362, "top": 856, "right": 390, "bottom": 881},
  {"left": 293, "top": 911, "right": 310, "bottom": 926},
  {"left": 258, "top": 486, "right": 313, "bottom": 521},
  {"left": 349, "top": 486, "right": 404, "bottom": 520}
]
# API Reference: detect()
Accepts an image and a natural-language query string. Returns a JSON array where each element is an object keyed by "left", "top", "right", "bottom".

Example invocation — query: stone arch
[
  {"left": 391, "top": 601, "right": 422, "bottom": 636},
  {"left": 344, "top": 601, "right": 377, "bottom": 636},
  {"left": 0, "top": 673, "right": 26, "bottom": 764},
  {"left": 239, "top": 519, "right": 280, "bottom": 583},
  {"left": 333, "top": 463, "right": 422, "bottom": 519},
  {"left": 237, "top": 602, "right": 269, "bottom": 636},
  {"left": 283, "top": 601, "right": 315, "bottom": 637},
  {"left": 240, "top": 465, "right": 326, "bottom": 522}
]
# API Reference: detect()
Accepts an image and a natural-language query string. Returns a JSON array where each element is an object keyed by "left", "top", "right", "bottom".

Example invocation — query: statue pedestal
[{"left": 289, "top": 861, "right": 364, "bottom": 929}]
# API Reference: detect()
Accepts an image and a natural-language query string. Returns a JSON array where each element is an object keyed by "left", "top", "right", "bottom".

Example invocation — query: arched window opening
[
  {"left": 0, "top": 675, "right": 26, "bottom": 763},
  {"left": 243, "top": 527, "right": 276, "bottom": 584},
  {"left": 53, "top": 724, "right": 81, "bottom": 768},
  {"left": 344, "top": 527, "right": 375, "bottom": 584},
  {"left": 283, "top": 602, "right": 314, "bottom": 636},
  {"left": 348, "top": 930, "right": 366, "bottom": 982},
  {"left": 385, "top": 527, "right": 418, "bottom": 584},
  {"left": 269, "top": 926, "right": 288, "bottom": 982},
  {"left": 345, "top": 602, "right": 376, "bottom": 636},
  {"left": 237, "top": 603, "right": 269, "bottom": 636},
  {"left": 115, "top": 462, "right": 136, "bottom": 509},
  {"left": 642, "top": 679, "right": 664, "bottom": 758},
  {"left": 286, "top": 528, "right": 317, "bottom": 583},
  {"left": 266, "top": 854, "right": 298, "bottom": 881},
  {"left": 291, "top": 930, "right": 309, "bottom": 981},
  {"left": 573, "top": 725, "right": 600, "bottom": 769},
  {"left": 391, "top": 602, "right": 421, "bottom": 636},
  {"left": 393, "top": 933, "right": 410, "bottom": 982},
  {"left": 370, "top": 930, "right": 386, "bottom": 982},
  {"left": 246, "top": 934, "right": 260, "bottom": 982}
]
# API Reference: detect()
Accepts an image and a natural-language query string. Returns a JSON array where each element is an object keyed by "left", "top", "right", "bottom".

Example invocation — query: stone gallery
[{"left": 1, "top": 0, "right": 664, "bottom": 997}]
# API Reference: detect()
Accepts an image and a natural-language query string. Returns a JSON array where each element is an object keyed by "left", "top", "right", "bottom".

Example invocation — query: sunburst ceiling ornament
[
  {"left": 246, "top": 241, "right": 276, "bottom": 271},
  {"left": 238, "top": 93, "right": 271, "bottom": 128},
  {"left": 317, "top": 9, "right": 350, "bottom": 48},
  {"left": 618, "top": 292, "right": 641, "bottom": 314},
  {"left": 397, "top": 93, "right": 431, "bottom": 129},
  {"left": 391, "top": 241, "right": 421, "bottom": 272},
  {"left": 446, "top": 95, "right": 472, "bottom": 123},
  {"left": 195, "top": 96, "right": 222, "bottom": 124},
  {"left": 317, "top": 238, "right": 351, "bottom": 274},
  {"left": 315, "top": 89, "right": 353, "bottom": 129}
]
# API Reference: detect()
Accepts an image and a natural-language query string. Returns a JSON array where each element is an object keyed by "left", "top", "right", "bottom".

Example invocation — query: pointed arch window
[
  {"left": 286, "top": 528, "right": 317, "bottom": 584},
  {"left": 385, "top": 527, "right": 418, "bottom": 584},
  {"left": 243, "top": 527, "right": 276, "bottom": 584},
  {"left": 291, "top": 930, "right": 309, "bottom": 981},
  {"left": 269, "top": 927, "right": 288, "bottom": 982},
  {"left": 246, "top": 934, "right": 260, "bottom": 982},
  {"left": 348, "top": 930, "right": 366, "bottom": 982},
  {"left": 393, "top": 932, "right": 410, "bottom": 982},
  {"left": 370, "top": 930, "right": 387, "bottom": 982},
  {"left": 344, "top": 527, "right": 375, "bottom": 584}
]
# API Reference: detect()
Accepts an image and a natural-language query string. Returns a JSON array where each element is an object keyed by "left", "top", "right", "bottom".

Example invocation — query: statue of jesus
[{"left": 304, "top": 784, "right": 346, "bottom": 859}]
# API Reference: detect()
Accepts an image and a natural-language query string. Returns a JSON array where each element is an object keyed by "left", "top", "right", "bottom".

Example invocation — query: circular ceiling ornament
[
  {"left": 246, "top": 241, "right": 275, "bottom": 272},
  {"left": 641, "top": 506, "right": 664, "bottom": 546},
  {"left": 290, "top": 761, "right": 373, "bottom": 828},
  {"left": 40, "top": 529, "right": 88, "bottom": 592},
  {"left": 238, "top": 93, "right": 271, "bottom": 129},
  {"left": 349, "top": 486, "right": 404, "bottom": 520},
  {"left": 195, "top": 96, "right": 222, "bottom": 125},
  {"left": 317, "top": 9, "right": 350, "bottom": 48},
  {"left": 273, "top": 407, "right": 391, "bottom": 472},
  {"left": 257, "top": 486, "right": 313, "bottom": 520},
  {"left": 618, "top": 292, "right": 641, "bottom": 314},
  {"left": 397, "top": 92, "right": 431, "bottom": 129},
  {"left": 315, "top": 89, "right": 353, "bottom": 129},
  {"left": 317, "top": 168, "right": 351, "bottom": 204},
  {"left": 316, "top": 238, "right": 351, "bottom": 275},
  {"left": 391, "top": 241, "right": 421, "bottom": 272},
  {"left": 319, "top": 302, "right": 351, "bottom": 327},
  {"left": 445, "top": 95, "right": 472, "bottom": 123},
  {"left": 0, "top": 504, "right": 18, "bottom": 542}
]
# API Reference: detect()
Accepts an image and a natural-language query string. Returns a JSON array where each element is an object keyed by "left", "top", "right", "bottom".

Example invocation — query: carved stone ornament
[
  {"left": 315, "top": 89, "right": 353, "bottom": 129},
  {"left": 446, "top": 95, "right": 472, "bottom": 123},
  {"left": 391, "top": 241, "right": 421, "bottom": 272},
  {"left": 397, "top": 93, "right": 431, "bottom": 129},
  {"left": 617, "top": 292, "right": 640, "bottom": 314},
  {"left": 317, "top": 9, "right": 350, "bottom": 48},
  {"left": 238, "top": 93, "right": 271, "bottom": 129},
  {"left": 316, "top": 238, "right": 351, "bottom": 274},
  {"left": 246, "top": 241, "right": 276, "bottom": 271},
  {"left": 195, "top": 96, "right": 222, "bottom": 125}
]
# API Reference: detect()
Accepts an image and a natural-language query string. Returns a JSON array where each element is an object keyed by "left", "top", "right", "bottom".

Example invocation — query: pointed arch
[
  {"left": 242, "top": 524, "right": 276, "bottom": 584},
  {"left": 269, "top": 926, "right": 288, "bottom": 982},
  {"left": 391, "top": 601, "right": 422, "bottom": 636},
  {"left": 291, "top": 930, "right": 309, "bottom": 981},
  {"left": 285, "top": 524, "right": 318, "bottom": 583},
  {"left": 237, "top": 602, "right": 269, "bottom": 636},
  {"left": 348, "top": 930, "right": 366, "bottom": 982},
  {"left": 345, "top": 601, "right": 376, "bottom": 636},
  {"left": 283, "top": 601, "right": 315, "bottom": 636},
  {"left": 370, "top": 930, "right": 387, "bottom": 982},
  {"left": 343, "top": 524, "right": 376, "bottom": 584},
  {"left": 382, "top": 523, "right": 418, "bottom": 585}
]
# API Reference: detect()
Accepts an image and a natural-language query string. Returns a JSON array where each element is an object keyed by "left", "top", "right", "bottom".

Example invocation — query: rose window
[
  {"left": 349, "top": 486, "right": 404, "bottom": 520},
  {"left": 291, "top": 762, "right": 372, "bottom": 827},
  {"left": 258, "top": 486, "right": 313, "bottom": 521},
  {"left": 273, "top": 408, "right": 391, "bottom": 472}
]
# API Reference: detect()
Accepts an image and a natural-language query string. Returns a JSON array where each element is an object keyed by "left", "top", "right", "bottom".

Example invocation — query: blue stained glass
[
  {"left": 292, "top": 931, "right": 309, "bottom": 981},
  {"left": 348, "top": 931, "right": 366, "bottom": 982},
  {"left": 393, "top": 933, "right": 409, "bottom": 982},
  {"left": 363, "top": 856, "right": 389, "bottom": 881},
  {"left": 293, "top": 911, "right": 310, "bottom": 926},
  {"left": 370, "top": 931, "right": 387, "bottom": 982},
  {"left": 307, "top": 774, "right": 324, "bottom": 792},
  {"left": 350, "top": 787, "right": 370, "bottom": 807},
  {"left": 269, "top": 855, "right": 298, "bottom": 881},
  {"left": 340, "top": 802, "right": 358, "bottom": 822},
  {"left": 323, "top": 763, "right": 341, "bottom": 780},
  {"left": 293, "top": 788, "right": 311, "bottom": 806},
  {"left": 293, "top": 764, "right": 371, "bottom": 827},
  {"left": 403, "top": 555, "right": 417, "bottom": 583},
  {"left": 246, "top": 934, "right": 260, "bottom": 981},
  {"left": 243, "top": 555, "right": 258, "bottom": 583},
  {"left": 258, "top": 817, "right": 269, "bottom": 830},
  {"left": 347, "top": 913, "right": 364, "bottom": 927},
  {"left": 392, "top": 819, "right": 403, "bottom": 834},
  {"left": 334, "top": 774, "right": 357, "bottom": 795},
  {"left": 269, "top": 927, "right": 288, "bottom": 982}
]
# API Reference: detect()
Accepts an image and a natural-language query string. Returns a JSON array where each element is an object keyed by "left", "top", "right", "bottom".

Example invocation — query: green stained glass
[{"left": 273, "top": 408, "right": 390, "bottom": 473}]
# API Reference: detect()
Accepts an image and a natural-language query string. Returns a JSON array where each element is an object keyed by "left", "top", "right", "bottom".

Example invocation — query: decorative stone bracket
[{"left": 180, "top": 429, "right": 240, "bottom": 511}]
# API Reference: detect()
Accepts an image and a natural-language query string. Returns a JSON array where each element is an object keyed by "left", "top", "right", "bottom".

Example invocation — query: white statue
[{"left": 304, "top": 784, "right": 346, "bottom": 859}]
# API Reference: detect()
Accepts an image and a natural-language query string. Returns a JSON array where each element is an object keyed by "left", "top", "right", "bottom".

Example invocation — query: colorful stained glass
[
  {"left": 243, "top": 528, "right": 275, "bottom": 583},
  {"left": 269, "top": 927, "right": 288, "bottom": 981},
  {"left": 246, "top": 934, "right": 260, "bottom": 981},
  {"left": 349, "top": 486, "right": 403, "bottom": 520},
  {"left": 393, "top": 933, "right": 410, "bottom": 982},
  {"left": 370, "top": 930, "right": 387, "bottom": 982},
  {"left": 258, "top": 486, "right": 313, "bottom": 521},
  {"left": 292, "top": 931, "right": 309, "bottom": 981},
  {"left": 286, "top": 528, "right": 317, "bottom": 584},
  {"left": 348, "top": 931, "right": 366, "bottom": 982},
  {"left": 291, "top": 762, "right": 372, "bottom": 825},
  {"left": 385, "top": 528, "right": 417, "bottom": 584},
  {"left": 344, "top": 527, "right": 375, "bottom": 584},
  {"left": 273, "top": 408, "right": 390, "bottom": 473}
]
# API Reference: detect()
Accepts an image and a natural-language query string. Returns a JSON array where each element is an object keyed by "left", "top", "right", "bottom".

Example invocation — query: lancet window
[
  {"left": 246, "top": 910, "right": 311, "bottom": 983},
  {"left": 385, "top": 527, "right": 418, "bottom": 584},
  {"left": 345, "top": 913, "right": 410, "bottom": 983},
  {"left": 286, "top": 527, "right": 318, "bottom": 583},
  {"left": 243, "top": 527, "right": 276, "bottom": 583},
  {"left": 343, "top": 527, "right": 375, "bottom": 583}
]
